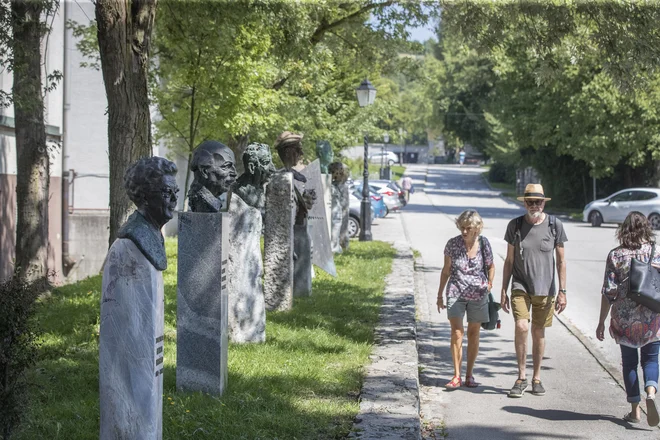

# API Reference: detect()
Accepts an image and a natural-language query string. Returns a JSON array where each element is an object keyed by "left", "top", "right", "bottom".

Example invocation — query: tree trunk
[
  {"left": 95, "top": 0, "right": 157, "bottom": 247},
  {"left": 227, "top": 134, "right": 250, "bottom": 175},
  {"left": 11, "top": 0, "right": 49, "bottom": 282}
]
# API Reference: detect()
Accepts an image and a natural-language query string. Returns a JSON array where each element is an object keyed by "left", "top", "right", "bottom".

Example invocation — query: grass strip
[{"left": 15, "top": 239, "right": 395, "bottom": 440}]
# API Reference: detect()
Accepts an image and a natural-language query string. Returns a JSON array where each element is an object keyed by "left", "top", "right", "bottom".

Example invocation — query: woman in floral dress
[
  {"left": 437, "top": 210, "right": 495, "bottom": 388},
  {"left": 597, "top": 211, "right": 660, "bottom": 426}
]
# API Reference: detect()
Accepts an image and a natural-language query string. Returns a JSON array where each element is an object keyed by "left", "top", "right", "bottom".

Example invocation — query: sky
[{"left": 408, "top": 24, "right": 437, "bottom": 43}]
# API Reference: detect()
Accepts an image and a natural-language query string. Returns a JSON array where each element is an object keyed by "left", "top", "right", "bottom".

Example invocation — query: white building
[{"left": 0, "top": 1, "right": 181, "bottom": 282}]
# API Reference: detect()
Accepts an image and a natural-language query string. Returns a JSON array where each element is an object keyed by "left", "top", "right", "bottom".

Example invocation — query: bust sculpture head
[
  {"left": 328, "top": 161, "right": 349, "bottom": 186},
  {"left": 124, "top": 156, "right": 179, "bottom": 229},
  {"left": 188, "top": 140, "right": 237, "bottom": 212},
  {"left": 243, "top": 142, "right": 276, "bottom": 185},
  {"left": 231, "top": 142, "right": 276, "bottom": 210},
  {"left": 274, "top": 131, "right": 303, "bottom": 170},
  {"left": 316, "top": 140, "right": 334, "bottom": 173}
]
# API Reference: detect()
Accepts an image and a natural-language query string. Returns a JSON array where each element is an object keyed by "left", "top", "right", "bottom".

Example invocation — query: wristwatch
[{"left": 559, "top": 289, "right": 567, "bottom": 294}]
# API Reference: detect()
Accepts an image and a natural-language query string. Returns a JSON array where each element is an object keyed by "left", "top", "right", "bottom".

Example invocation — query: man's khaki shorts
[{"left": 511, "top": 289, "right": 555, "bottom": 328}]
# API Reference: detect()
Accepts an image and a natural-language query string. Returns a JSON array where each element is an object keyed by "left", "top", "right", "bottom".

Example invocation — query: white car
[
  {"left": 369, "top": 151, "right": 399, "bottom": 166},
  {"left": 582, "top": 188, "right": 660, "bottom": 229}
]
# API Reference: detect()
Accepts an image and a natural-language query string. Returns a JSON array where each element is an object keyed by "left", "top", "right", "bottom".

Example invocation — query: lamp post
[{"left": 356, "top": 79, "right": 377, "bottom": 241}]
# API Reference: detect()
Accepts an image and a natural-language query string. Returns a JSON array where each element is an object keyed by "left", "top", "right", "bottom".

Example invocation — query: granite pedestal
[
  {"left": 339, "top": 183, "right": 350, "bottom": 251},
  {"left": 177, "top": 212, "right": 228, "bottom": 395},
  {"left": 293, "top": 222, "right": 312, "bottom": 296},
  {"left": 264, "top": 172, "right": 295, "bottom": 311},
  {"left": 331, "top": 184, "right": 343, "bottom": 254},
  {"left": 321, "top": 173, "right": 333, "bottom": 239},
  {"left": 228, "top": 194, "right": 266, "bottom": 343},
  {"left": 100, "top": 238, "right": 164, "bottom": 440}
]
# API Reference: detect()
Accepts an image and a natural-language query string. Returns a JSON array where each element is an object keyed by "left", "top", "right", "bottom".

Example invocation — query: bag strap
[
  {"left": 650, "top": 242, "right": 656, "bottom": 268},
  {"left": 479, "top": 236, "right": 488, "bottom": 277}
]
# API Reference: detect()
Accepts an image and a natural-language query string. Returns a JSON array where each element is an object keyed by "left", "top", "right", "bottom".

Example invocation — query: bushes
[
  {"left": 488, "top": 161, "right": 516, "bottom": 184},
  {"left": 0, "top": 277, "right": 45, "bottom": 439}
]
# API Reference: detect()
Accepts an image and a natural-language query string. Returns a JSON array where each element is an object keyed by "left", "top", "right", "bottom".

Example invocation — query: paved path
[{"left": 392, "top": 164, "right": 659, "bottom": 439}]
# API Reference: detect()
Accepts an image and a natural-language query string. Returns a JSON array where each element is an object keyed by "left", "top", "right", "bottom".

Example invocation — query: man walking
[
  {"left": 500, "top": 183, "right": 568, "bottom": 397},
  {"left": 401, "top": 175, "right": 413, "bottom": 202}
]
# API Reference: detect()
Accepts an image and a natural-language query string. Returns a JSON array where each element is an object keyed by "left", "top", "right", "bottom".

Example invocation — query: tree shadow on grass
[{"left": 267, "top": 280, "right": 383, "bottom": 345}]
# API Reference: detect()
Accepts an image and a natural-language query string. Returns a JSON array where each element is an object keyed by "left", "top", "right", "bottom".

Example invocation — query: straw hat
[{"left": 517, "top": 183, "right": 551, "bottom": 201}]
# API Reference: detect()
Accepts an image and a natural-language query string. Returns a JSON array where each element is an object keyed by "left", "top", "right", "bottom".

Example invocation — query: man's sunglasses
[{"left": 525, "top": 199, "right": 543, "bottom": 206}]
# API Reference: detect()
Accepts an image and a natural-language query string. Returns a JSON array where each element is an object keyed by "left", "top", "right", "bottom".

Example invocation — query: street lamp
[{"left": 356, "top": 79, "right": 377, "bottom": 241}]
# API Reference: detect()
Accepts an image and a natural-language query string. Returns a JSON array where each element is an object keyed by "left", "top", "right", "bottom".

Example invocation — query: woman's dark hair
[{"left": 616, "top": 211, "right": 655, "bottom": 249}]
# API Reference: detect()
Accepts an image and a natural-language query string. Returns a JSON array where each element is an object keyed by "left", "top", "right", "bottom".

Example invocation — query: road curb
[{"left": 349, "top": 240, "right": 421, "bottom": 440}]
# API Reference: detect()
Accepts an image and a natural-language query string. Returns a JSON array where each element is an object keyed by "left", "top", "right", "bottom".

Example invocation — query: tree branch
[
  {"left": 272, "top": 0, "right": 393, "bottom": 91},
  {"left": 309, "top": 0, "right": 394, "bottom": 45}
]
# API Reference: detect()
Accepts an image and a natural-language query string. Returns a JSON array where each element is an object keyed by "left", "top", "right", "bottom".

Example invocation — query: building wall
[{"left": 0, "top": 6, "right": 64, "bottom": 282}]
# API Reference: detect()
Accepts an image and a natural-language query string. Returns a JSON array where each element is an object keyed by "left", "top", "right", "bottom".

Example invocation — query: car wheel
[
  {"left": 388, "top": 159, "right": 395, "bottom": 166},
  {"left": 589, "top": 211, "right": 603, "bottom": 227},
  {"left": 348, "top": 215, "right": 360, "bottom": 238},
  {"left": 649, "top": 213, "right": 660, "bottom": 230},
  {"left": 384, "top": 206, "right": 389, "bottom": 217}
]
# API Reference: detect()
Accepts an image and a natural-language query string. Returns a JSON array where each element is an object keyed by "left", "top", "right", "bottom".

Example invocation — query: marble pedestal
[
  {"left": 264, "top": 172, "right": 295, "bottom": 311},
  {"left": 100, "top": 238, "right": 164, "bottom": 440},
  {"left": 177, "top": 212, "right": 228, "bottom": 395},
  {"left": 228, "top": 195, "right": 266, "bottom": 343},
  {"left": 293, "top": 222, "right": 312, "bottom": 297}
]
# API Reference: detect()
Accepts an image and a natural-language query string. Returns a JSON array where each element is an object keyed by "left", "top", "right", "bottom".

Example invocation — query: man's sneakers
[
  {"left": 508, "top": 378, "right": 545, "bottom": 397},
  {"left": 531, "top": 379, "right": 546, "bottom": 396},
  {"left": 508, "top": 378, "right": 528, "bottom": 398}
]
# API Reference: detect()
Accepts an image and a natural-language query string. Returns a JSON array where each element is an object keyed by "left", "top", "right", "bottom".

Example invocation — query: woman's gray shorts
[{"left": 446, "top": 295, "right": 489, "bottom": 323}]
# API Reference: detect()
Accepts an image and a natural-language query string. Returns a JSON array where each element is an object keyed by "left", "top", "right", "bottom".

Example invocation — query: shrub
[
  {"left": 0, "top": 276, "right": 46, "bottom": 439},
  {"left": 488, "top": 161, "right": 516, "bottom": 184}
]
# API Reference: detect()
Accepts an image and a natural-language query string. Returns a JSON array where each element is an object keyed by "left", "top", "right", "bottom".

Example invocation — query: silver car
[
  {"left": 582, "top": 188, "right": 660, "bottom": 228},
  {"left": 363, "top": 180, "right": 403, "bottom": 211}
]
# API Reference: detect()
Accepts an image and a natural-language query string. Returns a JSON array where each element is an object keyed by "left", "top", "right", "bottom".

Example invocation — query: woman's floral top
[
  {"left": 444, "top": 235, "right": 494, "bottom": 301},
  {"left": 602, "top": 243, "right": 660, "bottom": 348}
]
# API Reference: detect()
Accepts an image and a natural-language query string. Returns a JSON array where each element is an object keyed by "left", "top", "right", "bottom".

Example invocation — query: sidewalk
[{"left": 402, "top": 163, "right": 660, "bottom": 440}]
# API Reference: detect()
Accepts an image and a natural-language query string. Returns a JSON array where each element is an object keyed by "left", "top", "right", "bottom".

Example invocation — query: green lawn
[{"left": 14, "top": 239, "right": 395, "bottom": 440}]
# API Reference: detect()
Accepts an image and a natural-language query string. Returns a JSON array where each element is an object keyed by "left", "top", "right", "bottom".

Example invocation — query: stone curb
[{"left": 349, "top": 240, "right": 421, "bottom": 440}]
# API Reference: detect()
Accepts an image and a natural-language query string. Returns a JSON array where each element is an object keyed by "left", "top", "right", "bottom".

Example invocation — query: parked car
[
  {"left": 369, "top": 151, "right": 400, "bottom": 166},
  {"left": 348, "top": 193, "right": 375, "bottom": 238},
  {"left": 369, "top": 180, "right": 406, "bottom": 210},
  {"left": 582, "top": 188, "right": 660, "bottom": 229},
  {"left": 351, "top": 187, "right": 387, "bottom": 218}
]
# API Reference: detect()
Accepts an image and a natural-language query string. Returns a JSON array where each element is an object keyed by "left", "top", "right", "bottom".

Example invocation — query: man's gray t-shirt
[{"left": 504, "top": 215, "right": 568, "bottom": 296}]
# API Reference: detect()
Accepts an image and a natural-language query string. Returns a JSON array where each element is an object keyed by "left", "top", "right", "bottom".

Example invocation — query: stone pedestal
[
  {"left": 293, "top": 222, "right": 312, "bottom": 297},
  {"left": 321, "top": 174, "right": 333, "bottom": 239},
  {"left": 339, "top": 183, "right": 350, "bottom": 251},
  {"left": 176, "top": 212, "right": 228, "bottom": 395},
  {"left": 100, "top": 238, "right": 164, "bottom": 440},
  {"left": 228, "top": 195, "right": 265, "bottom": 343},
  {"left": 295, "top": 160, "right": 336, "bottom": 277},
  {"left": 331, "top": 184, "right": 343, "bottom": 254},
  {"left": 264, "top": 172, "right": 295, "bottom": 311}
]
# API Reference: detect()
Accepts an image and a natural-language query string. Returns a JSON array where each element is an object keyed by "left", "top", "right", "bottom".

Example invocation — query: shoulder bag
[
  {"left": 628, "top": 242, "right": 660, "bottom": 313},
  {"left": 479, "top": 236, "right": 501, "bottom": 330}
]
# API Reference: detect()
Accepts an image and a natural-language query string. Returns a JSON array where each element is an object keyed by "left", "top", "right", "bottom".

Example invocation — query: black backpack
[{"left": 514, "top": 214, "right": 558, "bottom": 259}]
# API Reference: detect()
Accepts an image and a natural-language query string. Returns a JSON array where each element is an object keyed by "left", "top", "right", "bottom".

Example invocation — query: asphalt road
[{"left": 398, "top": 164, "right": 659, "bottom": 439}]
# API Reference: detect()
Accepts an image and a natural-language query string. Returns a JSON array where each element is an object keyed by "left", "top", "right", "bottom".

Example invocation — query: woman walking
[
  {"left": 437, "top": 210, "right": 495, "bottom": 388},
  {"left": 597, "top": 211, "right": 660, "bottom": 426}
]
